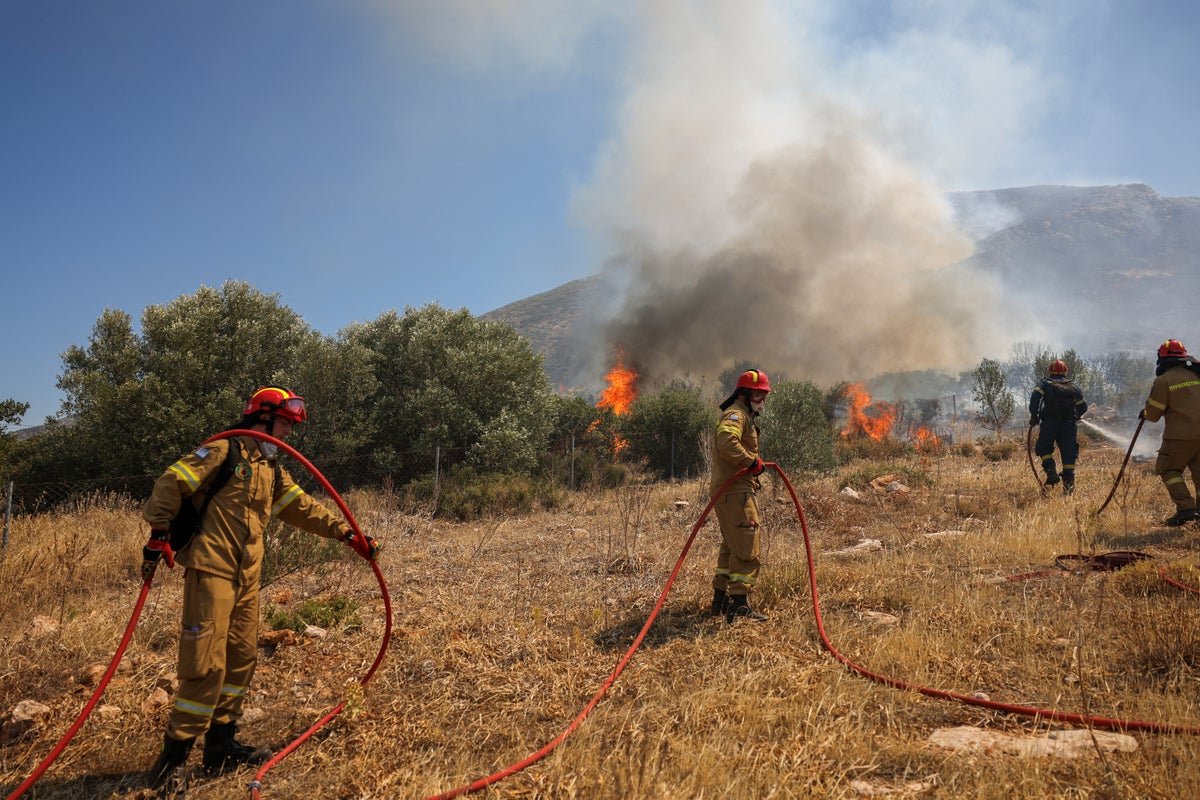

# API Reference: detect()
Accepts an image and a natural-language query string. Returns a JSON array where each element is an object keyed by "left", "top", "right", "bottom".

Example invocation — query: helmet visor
[{"left": 279, "top": 396, "right": 307, "bottom": 422}]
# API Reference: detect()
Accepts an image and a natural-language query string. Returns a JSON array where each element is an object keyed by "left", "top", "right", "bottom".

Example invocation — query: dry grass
[{"left": 3, "top": 439, "right": 1200, "bottom": 799}]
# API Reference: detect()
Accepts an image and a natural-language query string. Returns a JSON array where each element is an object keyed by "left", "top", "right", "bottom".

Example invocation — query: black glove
[
  {"left": 748, "top": 457, "right": 765, "bottom": 476},
  {"left": 1029, "top": 415, "right": 1039, "bottom": 427},
  {"left": 141, "top": 529, "right": 175, "bottom": 578},
  {"left": 343, "top": 530, "right": 381, "bottom": 561},
  {"left": 1138, "top": 409, "right": 1146, "bottom": 421}
]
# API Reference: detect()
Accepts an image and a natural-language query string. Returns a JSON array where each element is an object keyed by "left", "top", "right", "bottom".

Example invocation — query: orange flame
[
  {"left": 913, "top": 426, "right": 941, "bottom": 452},
  {"left": 841, "top": 383, "right": 896, "bottom": 441},
  {"left": 596, "top": 350, "right": 638, "bottom": 416}
]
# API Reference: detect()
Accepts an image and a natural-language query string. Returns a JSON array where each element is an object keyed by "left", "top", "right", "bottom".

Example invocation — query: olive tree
[
  {"left": 758, "top": 379, "right": 837, "bottom": 473},
  {"left": 347, "top": 304, "right": 553, "bottom": 474},
  {"left": 620, "top": 382, "right": 712, "bottom": 480},
  {"left": 971, "top": 357, "right": 1016, "bottom": 437},
  {"left": 41, "top": 281, "right": 319, "bottom": 478}
]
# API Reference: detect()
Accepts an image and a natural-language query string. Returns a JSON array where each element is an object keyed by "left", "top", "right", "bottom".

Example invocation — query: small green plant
[{"left": 265, "top": 595, "right": 362, "bottom": 633}]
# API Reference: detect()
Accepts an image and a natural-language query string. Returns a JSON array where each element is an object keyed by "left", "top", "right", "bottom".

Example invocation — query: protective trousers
[
  {"left": 1035, "top": 419, "right": 1079, "bottom": 479},
  {"left": 1155, "top": 438, "right": 1200, "bottom": 511},
  {"left": 167, "top": 569, "right": 260, "bottom": 740},
  {"left": 713, "top": 491, "right": 761, "bottom": 598}
]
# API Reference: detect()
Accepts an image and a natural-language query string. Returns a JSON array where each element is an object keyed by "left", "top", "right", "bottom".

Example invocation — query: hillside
[{"left": 484, "top": 184, "right": 1200, "bottom": 392}]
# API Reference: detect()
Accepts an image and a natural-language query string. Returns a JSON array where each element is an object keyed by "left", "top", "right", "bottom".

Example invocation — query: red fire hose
[
  {"left": 4, "top": 429, "right": 390, "bottom": 800},
  {"left": 1096, "top": 416, "right": 1145, "bottom": 516},
  {"left": 1025, "top": 423, "right": 1046, "bottom": 494},
  {"left": 4, "top": 576, "right": 156, "bottom": 800},
  {"left": 424, "top": 462, "right": 1200, "bottom": 799}
]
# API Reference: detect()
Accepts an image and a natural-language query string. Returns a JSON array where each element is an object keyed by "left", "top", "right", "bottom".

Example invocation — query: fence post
[
  {"left": 3, "top": 480, "right": 12, "bottom": 557},
  {"left": 570, "top": 432, "right": 575, "bottom": 491},
  {"left": 670, "top": 425, "right": 676, "bottom": 481},
  {"left": 433, "top": 445, "right": 441, "bottom": 501}
]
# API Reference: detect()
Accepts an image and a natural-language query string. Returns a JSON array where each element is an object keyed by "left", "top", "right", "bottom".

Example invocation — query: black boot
[
  {"left": 1043, "top": 461, "right": 1060, "bottom": 486},
  {"left": 1165, "top": 508, "right": 1198, "bottom": 527},
  {"left": 1062, "top": 473, "right": 1074, "bottom": 496},
  {"left": 147, "top": 733, "right": 194, "bottom": 791},
  {"left": 202, "top": 721, "right": 270, "bottom": 775},
  {"left": 710, "top": 588, "right": 728, "bottom": 616},
  {"left": 725, "top": 594, "right": 768, "bottom": 624}
]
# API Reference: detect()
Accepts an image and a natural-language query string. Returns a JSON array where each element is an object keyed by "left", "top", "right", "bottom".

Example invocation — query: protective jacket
[
  {"left": 1143, "top": 365, "right": 1200, "bottom": 440},
  {"left": 143, "top": 435, "right": 348, "bottom": 586},
  {"left": 1029, "top": 377, "right": 1087, "bottom": 422},
  {"left": 710, "top": 396, "right": 761, "bottom": 497}
]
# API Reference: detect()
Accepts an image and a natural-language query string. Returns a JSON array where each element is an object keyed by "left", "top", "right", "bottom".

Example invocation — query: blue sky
[{"left": 3, "top": 1, "right": 1199, "bottom": 428}]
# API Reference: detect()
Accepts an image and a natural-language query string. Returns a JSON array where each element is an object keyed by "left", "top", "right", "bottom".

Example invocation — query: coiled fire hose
[
  {"left": 1096, "top": 416, "right": 1145, "bottom": 516},
  {"left": 4, "top": 429, "right": 391, "bottom": 800}
]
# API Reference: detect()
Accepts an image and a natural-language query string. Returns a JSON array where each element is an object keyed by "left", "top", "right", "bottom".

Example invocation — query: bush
[
  {"left": 835, "top": 435, "right": 913, "bottom": 463},
  {"left": 265, "top": 595, "right": 362, "bottom": 633},
  {"left": 840, "top": 462, "right": 932, "bottom": 490},
  {"left": 261, "top": 521, "right": 353, "bottom": 586},
  {"left": 760, "top": 380, "right": 837, "bottom": 473},
  {"left": 980, "top": 441, "right": 1019, "bottom": 461},
  {"left": 434, "top": 466, "right": 564, "bottom": 521}
]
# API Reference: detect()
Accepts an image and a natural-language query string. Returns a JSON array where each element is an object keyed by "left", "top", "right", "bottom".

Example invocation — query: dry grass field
[{"left": 3, "top": 434, "right": 1200, "bottom": 799}]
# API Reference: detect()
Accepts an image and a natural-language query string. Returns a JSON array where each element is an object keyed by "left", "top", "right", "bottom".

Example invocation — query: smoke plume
[{"left": 570, "top": 0, "right": 1054, "bottom": 389}]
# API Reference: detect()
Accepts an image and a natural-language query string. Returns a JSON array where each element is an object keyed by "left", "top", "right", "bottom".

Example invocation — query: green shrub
[
  {"left": 261, "top": 520, "right": 352, "bottom": 586},
  {"left": 265, "top": 595, "right": 361, "bottom": 633},
  {"left": 435, "top": 466, "right": 564, "bottom": 520},
  {"left": 835, "top": 435, "right": 913, "bottom": 463}
]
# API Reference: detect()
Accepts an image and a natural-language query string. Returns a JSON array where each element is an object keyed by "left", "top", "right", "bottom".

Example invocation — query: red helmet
[
  {"left": 1158, "top": 339, "right": 1188, "bottom": 358},
  {"left": 1048, "top": 359, "right": 1068, "bottom": 376},
  {"left": 243, "top": 387, "right": 307, "bottom": 423},
  {"left": 736, "top": 369, "right": 771, "bottom": 393}
]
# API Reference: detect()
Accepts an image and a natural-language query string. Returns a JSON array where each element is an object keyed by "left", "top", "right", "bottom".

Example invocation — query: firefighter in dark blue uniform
[{"left": 1029, "top": 359, "right": 1088, "bottom": 494}]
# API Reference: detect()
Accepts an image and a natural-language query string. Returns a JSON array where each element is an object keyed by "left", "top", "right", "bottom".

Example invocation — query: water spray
[{"left": 1079, "top": 418, "right": 1156, "bottom": 459}]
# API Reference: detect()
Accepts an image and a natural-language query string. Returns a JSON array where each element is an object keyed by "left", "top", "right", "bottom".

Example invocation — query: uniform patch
[
  {"left": 194, "top": 446, "right": 210, "bottom": 459},
  {"left": 728, "top": 413, "right": 740, "bottom": 422},
  {"left": 234, "top": 463, "right": 250, "bottom": 480}
]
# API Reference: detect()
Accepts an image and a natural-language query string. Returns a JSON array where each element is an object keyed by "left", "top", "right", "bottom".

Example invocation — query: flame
[
  {"left": 589, "top": 350, "right": 638, "bottom": 455},
  {"left": 913, "top": 426, "right": 941, "bottom": 452},
  {"left": 596, "top": 350, "right": 638, "bottom": 416},
  {"left": 841, "top": 383, "right": 896, "bottom": 441}
]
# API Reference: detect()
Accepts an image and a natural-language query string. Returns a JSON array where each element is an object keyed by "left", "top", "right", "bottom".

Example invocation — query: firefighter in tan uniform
[
  {"left": 142, "top": 387, "right": 380, "bottom": 791},
  {"left": 710, "top": 369, "right": 771, "bottom": 623},
  {"left": 1141, "top": 340, "right": 1200, "bottom": 526}
]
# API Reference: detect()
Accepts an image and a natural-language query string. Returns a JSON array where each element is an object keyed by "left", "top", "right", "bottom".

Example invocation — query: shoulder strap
[{"left": 195, "top": 442, "right": 240, "bottom": 521}]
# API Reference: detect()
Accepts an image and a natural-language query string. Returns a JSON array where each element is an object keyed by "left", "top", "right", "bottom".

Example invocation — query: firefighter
[
  {"left": 710, "top": 369, "right": 771, "bottom": 623},
  {"left": 141, "top": 387, "right": 380, "bottom": 792},
  {"left": 1028, "top": 359, "right": 1088, "bottom": 495},
  {"left": 1140, "top": 339, "right": 1200, "bottom": 526}
]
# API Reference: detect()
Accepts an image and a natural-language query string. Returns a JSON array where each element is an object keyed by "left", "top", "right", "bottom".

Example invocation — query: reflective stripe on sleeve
[
  {"left": 168, "top": 461, "right": 201, "bottom": 490},
  {"left": 271, "top": 485, "right": 304, "bottom": 517}
]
